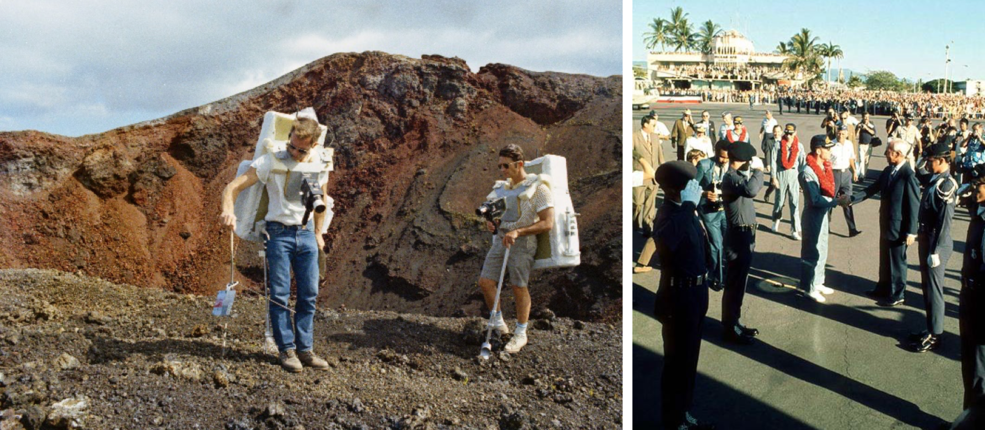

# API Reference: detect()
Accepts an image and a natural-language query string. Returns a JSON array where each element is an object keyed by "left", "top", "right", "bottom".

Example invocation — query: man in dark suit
[
  {"left": 651, "top": 161, "right": 716, "bottom": 430},
  {"left": 849, "top": 138, "right": 921, "bottom": 306}
]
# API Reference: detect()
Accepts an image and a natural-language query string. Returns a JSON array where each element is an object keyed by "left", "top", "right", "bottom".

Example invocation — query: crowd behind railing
[
  {"left": 655, "top": 63, "right": 789, "bottom": 81},
  {"left": 633, "top": 82, "right": 985, "bottom": 119}
]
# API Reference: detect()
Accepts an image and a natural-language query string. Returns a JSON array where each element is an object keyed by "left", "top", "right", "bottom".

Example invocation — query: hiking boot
[
  {"left": 504, "top": 333, "right": 528, "bottom": 353},
  {"left": 279, "top": 350, "right": 303, "bottom": 373},
  {"left": 297, "top": 350, "right": 330, "bottom": 370}
]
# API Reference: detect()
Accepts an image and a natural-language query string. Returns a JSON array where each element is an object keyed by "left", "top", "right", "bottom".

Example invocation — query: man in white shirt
[
  {"left": 684, "top": 125, "right": 713, "bottom": 162},
  {"left": 719, "top": 112, "right": 734, "bottom": 141},
  {"left": 759, "top": 110, "right": 778, "bottom": 151},
  {"left": 831, "top": 125, "right": 861, "bottom": 237}
]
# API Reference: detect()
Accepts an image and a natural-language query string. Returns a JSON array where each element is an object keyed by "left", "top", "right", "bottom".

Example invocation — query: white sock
[
  {"left": 515, "top": 322, "right": 528, "bottom": 336},
  {"left": 491, "top": 311, "right": 505, "bottom": 326}
]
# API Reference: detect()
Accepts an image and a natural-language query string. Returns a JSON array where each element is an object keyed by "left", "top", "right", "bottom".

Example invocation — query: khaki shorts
[{"left": 480, "top": 233, "right": 537, "bottom": 287}]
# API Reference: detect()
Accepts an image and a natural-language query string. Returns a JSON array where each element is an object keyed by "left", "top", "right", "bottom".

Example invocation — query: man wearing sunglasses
[
  {"left": 478, "top": 144, "right": 554, "bottom": 354},
  {"left": 220, "top": 117, "right": 332, "bottom": 373}
]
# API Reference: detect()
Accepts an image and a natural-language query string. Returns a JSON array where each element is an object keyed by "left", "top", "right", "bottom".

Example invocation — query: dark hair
[
  {"left": 929, "top": 153, "right": 954, "bottom": 164},
  {"left": 714, "top": 140, "right": 730, "bottom": 153},
  {"left": 641, "top": 115, "right": 656, "bottom": 128},
  {"left": 961, "top": 118, "right": 970, "bottom": 125},
  {"left": 499, "top": 144, "right": 524, "bottom": 162}
]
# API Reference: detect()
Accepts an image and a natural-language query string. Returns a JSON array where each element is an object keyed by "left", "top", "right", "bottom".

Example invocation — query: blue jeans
[{"left": 265, "top": 222, "right": 319, "bottom": 353}]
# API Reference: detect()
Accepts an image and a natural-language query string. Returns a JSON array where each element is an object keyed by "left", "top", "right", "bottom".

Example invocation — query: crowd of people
[
  {"left": 775, "top": 88, "right": 985, "bottom": 119},
  {"left": 655, "top": 63, "right": 788, "bottom": 81},
  {"left": 632, "top": 108, "right": 985, "bottom": 429}
]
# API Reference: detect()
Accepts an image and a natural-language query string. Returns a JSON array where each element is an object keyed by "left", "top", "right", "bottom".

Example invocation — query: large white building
[
  {"left": 645, "top": 30, "right": 793, "bottom": 91},
  {"left": 955, "top": 80, "right": 984, "bottom": 97}
]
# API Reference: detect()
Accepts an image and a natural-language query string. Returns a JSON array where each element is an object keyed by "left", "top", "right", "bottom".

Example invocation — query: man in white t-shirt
[
  {"left": 220, "top": 117, "right": 332, "bottom": 373},
  {"left": 831, "top": 125, "right": 861, "bottom": 237}
]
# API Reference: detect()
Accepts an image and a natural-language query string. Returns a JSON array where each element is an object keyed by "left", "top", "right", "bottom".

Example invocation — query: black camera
[
  {"left": 476, "top": 198, "right": 506, "bottom": 233},
  {"left": 300, "top": 173, "right": 326, "bottom": 227},
  {"left": 705, "top": 181, "right": 723, "bottom": 211}
]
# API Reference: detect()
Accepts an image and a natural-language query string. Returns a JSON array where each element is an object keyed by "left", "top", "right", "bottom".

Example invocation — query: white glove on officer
[
  {"left": 928, "top": 254, "right": 941, "bottom": 268},
  {"left": 681, "top": 179, "right": 702, "bottom": 205},
  {"left": 749, "top": 156, "right": 765, "bottom": 170}
]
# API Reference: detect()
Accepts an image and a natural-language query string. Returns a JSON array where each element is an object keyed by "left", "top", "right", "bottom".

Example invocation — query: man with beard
[
  {"left": 720, "top": 141, "right": 763, "bottom": 344},
  {"left": 800, "top": 135, "right": 843, "bottom": 303},
  {"left": 695, "top": 140, "right": 731, "bottom": 291},
  {"left": 770, "top": 124, "right": 806, "bottom": 240},
  {"left": 848, "top": 139, "right": 920, "bottom": 307},
  {"left": 651, "top": 161, "right": 716, "bottom": 430},
  {"left": 909, "top": 142, "right": 957, "bottom": 352}
]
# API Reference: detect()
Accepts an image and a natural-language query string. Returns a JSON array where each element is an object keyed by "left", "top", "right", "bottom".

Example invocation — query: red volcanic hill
[{"left": 0, "top": 52, "right": 621, "bottom": 321}]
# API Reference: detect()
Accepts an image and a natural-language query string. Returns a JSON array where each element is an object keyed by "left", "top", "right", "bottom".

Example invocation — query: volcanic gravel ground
[{"left": 0, "top": 269, "right": 621, "bottom": 429}]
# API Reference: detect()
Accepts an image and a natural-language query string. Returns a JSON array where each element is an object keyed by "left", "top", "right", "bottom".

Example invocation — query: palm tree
[
  {"left": 816, "top": 43, "right": 831, "bottom": 85},
  {"left": 781, "top": 28, "right": 822, "bottom": 82},
  {"left": 830, "top": 44, "right": 844, "bottom": 83},
  {"left": 643, "top": 18, "right": 670, "bottom": 52},
  {"left": 695, "top": 20, "right": 722, "bottom": 54},
  {"left": 818, "top": 42, "right": 842, "bottom": 87},
  {"left": 667, "top": 7, "right": 695, "bottom": 52},
  {"left": 775, "top": 42, "right": 789, "bottom": 55}
]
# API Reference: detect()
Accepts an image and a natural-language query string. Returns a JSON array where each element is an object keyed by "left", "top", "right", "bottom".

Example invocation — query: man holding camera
[
  {"left": 478, "top": 144, "right": 554, "bottom": 354},
  {"left": 219, "top": 117, "right": 331, "bottom": 373},
  {"left": 695, "top": 140, "right": 731, "bottom": 291}
]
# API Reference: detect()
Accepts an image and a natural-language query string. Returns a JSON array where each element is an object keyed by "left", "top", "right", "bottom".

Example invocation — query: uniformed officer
[
  {"left": 651, "top": 161, "right": 716, "bottom": 430},
  {"left": 720, "top": 141, "right": 764, "bottom": 344},
  {"left": 911, "top": 142, "right": 957, "bottom": 352},
  {"left": 961, "top": 166, "right": 985, "bottom": 410}
]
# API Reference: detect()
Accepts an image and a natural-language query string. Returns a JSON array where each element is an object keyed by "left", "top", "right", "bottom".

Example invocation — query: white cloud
[{"left": 0, "top": 0, "right": 621, "bottom": 136}]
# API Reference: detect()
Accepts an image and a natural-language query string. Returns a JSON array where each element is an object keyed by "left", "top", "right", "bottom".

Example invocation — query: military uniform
[
  {"left": 914, "top": 148, "right": 956, "bottom": 350},
  {"left": 962, "top": 203, "right": 985, "bottom": 408},
  {"left": 720, "top": 142, "right": 764, "bottom": 342},
  {"left": 651, "top": 161, "right": 713, "bottom": 430}
]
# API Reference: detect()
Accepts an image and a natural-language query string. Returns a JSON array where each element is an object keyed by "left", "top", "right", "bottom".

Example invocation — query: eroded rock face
[{"left": 0, "top": 51, "right": 621, "bottom": 321}]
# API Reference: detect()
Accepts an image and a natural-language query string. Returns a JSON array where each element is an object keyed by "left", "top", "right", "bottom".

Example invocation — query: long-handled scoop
[{"left": 479, "top": 247, "right": 510, "bottom": 360}]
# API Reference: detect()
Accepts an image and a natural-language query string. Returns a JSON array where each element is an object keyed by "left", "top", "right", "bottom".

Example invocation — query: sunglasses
[
  {"left": 498, "top": 161, "right": 517, "bottom": 170},
  {"left": 288, "top": 143, "right": 310, "bottom": 154}
]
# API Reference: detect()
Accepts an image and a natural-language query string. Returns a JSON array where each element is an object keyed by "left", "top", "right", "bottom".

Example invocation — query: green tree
[
  {"left": 775, "top": 42, "right": 789, "bottom": 55},
  {"left": 642, "top": 18, "right": 670, "bottom": 52},
  {"left": 667, "top": 7, "right": 695, "bottom": 52},
  {"left": 846, "top": 75, "right": 864, "bottom": 88},
  {"left": 781, "top": 29, "right": 822, "bottom": 82},
  {"left": 695, "top": 20, "right": 722, "bottom": 54},
  {"left": 817, "top": 42, "right": 842, "bottom": 86},
  {"left": 864, "top": 70, "right": 903, "bottom": 91}
]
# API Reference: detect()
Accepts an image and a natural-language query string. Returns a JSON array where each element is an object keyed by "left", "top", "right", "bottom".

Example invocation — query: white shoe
[
  {"left": 504, "top": 333, "right": 527, "bottom": 353},
  {"left": 792, "top": 231, "right": 802, "bottom": 241},
  {"left": 489, "top": 315, "right": 510, "bottom": 336},
  {"left": 818, "top": 285, "right": 835, "bottom": 295},
  {"left": 771, "top": 220, "right": 781, "bottom": 232},
  {"left": 807, "top": 291, "right": 826, "bottom": 303}
]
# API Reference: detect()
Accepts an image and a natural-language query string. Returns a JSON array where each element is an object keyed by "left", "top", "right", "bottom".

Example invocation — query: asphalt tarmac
[{"left": 632, "top": 102, "right": 967, "bottom": 429}]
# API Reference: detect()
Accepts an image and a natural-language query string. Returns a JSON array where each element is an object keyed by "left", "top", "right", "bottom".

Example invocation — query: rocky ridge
[{"left": 0, "top": 51, "right": 621, "bottom": 321}]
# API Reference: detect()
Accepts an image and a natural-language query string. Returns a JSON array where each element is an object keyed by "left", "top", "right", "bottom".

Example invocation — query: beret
[
  {"left": 810, "top": 134, "right": 835, "bottom": 150},
  {"left": 728, "top": 141, "right": 756, "bottom": 161},
  {"left": 655, "top": 161, "right": 697, "bottom": 191}
]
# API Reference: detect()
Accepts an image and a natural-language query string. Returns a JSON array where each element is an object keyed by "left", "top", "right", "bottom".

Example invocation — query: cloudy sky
[{"left": 0, "top": 1, "right": 621, "bottom": 137}]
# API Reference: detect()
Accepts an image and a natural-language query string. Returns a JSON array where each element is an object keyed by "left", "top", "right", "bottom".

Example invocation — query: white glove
[
  {"left": 929, "top": 254, "right": 941, "bottom": 268},
  {"left": 681, "top": 179, "right": 702, "bottom": 205},
  {"left": 749, "top": 156, "right": 765, "bottom": 170}
]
